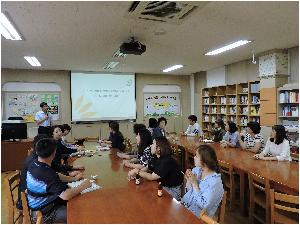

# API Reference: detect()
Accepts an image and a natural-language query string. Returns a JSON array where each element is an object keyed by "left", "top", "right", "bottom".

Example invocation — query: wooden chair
[
  {"left": 6, "top": 170, "right": 23, "bottom": 224},
  {"left": 199, "top": 210, "right": 219, "bottom": 224},
  {"left": 248, "top": 172, "right": 271, "bottom": 223},
  {"left": 216, "top": 191, "right": 227, "bottom": 223},
  {"left": 218, "top": 160, "right": 236, "bottom": 210},
  {"left": 27, "top": 148, "right": 34, "bottom": 156},
  {"left": 270, "top": 189, "right": 299, "bottom": 224},
  {"left": 124, "top": 138, "right": 133, "bottom": 153},
  {"left": 21, "top": 191, "right": 43, "bottom": 224}
]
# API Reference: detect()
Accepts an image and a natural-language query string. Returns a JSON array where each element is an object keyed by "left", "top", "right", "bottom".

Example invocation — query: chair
[
  {"left": 199, "top": 210, "right": 219, "bottom": 224},
  {"left": 27, "top": 148, "right": 33, "bottom": 156},
  {"left": 6, "top": 171, "right": 23, "bottom": 224},
  {"left": 124, "top": 138, "right": 133, "bottom": 153},
  {"left": 21, "top": 192, "right": 43, "bottom": 224},
  {"left": 216, "top": 191, "right": 227, "bottom": 223},
  {"left": 218, "top": 160, "right": 236, "bottom": 210},
  {"left": 248, "top": 172, "right": 271, "bottom": 223},
  {"left": 270, "top": 189, "right": 299, "bottom": 224}
]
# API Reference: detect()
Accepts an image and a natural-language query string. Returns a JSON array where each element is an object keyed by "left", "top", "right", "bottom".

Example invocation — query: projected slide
[{"left": 71, "top": 72, "right": 136, "bottom": 121}]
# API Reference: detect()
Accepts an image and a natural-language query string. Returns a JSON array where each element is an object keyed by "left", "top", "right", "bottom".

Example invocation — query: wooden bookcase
[
  {"left": 201, "top": 81, "right": 260, "bottom": 138},
  {"left": 277, "top": 83, "right": 299, "bottom": 160}
]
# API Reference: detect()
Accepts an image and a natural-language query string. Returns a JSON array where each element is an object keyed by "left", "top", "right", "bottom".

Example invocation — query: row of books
[
  {"left": 281, "top": 106, "right": 299, "bottom": 117},
  {"left": 220, "top": 97, "right": 226, "bottom": 105},
  {"left": 250, "top": 83, "right": 260, "bottom": 93},
  {"left": 228, "top": 97, "right": 236, "bottom": 104},
  {"left": 250, "top": 106, "right": 260, "bottom": 115},
  {"left": 251, "top": 96, "right": 260, "bottom": 104},
  {"left": 239, "top": 106, "right": 248, "bottom": 115},
  {"left": 279, "top": 91, "right": 299, "bottom": 103},
  {"left": 240, "top": 96, "right": 248, "bottom": 104}
]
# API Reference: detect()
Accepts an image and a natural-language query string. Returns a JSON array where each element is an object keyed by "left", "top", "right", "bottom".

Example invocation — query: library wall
[
  {"left": 226, "top": 59, "right": 259, "bottom": 84},
  {"left": 195, "top": 71, "right": 207, "bottom": 124},
  {"left": 289, "top": 46, "right": 299, "bottom": 83}
]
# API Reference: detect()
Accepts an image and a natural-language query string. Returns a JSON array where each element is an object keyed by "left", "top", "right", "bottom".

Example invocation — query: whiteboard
[
  {"left": 144, "top": 93, "right": 181, "bottom": 117},
  {"left": 4, "top": 92, "right": 60, "bottom": 122}
]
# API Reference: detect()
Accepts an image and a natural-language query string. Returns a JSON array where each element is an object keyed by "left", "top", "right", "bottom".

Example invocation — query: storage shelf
[
  {"left": 249, "top": 103, "right": 260, "bottom": 105},
  {"left": 249, "top": 115, "right": 260, "bottom": 116},
  {"left": 278, "top": 116, "right": 299, "bottom": 118},
  {"left": 279, "top": 102, "right": 299, "bottom": 104},
  {"left": 237, "top": 93, "right": 248, "bottom": 95}
]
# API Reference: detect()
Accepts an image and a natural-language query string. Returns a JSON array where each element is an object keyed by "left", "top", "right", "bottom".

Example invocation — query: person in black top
[
  {"left": 152, "top": 117, "right": 167, "bottom": 138},
  {"left": 128, "top": 137, "right": 183, "bottom": 200},
  {"left": 211, "top": 119, "right": 226, "bottom": 142},
  {"left": 51, "top": 125, "right": 84, "bottom": 169},
  {"left": 26, "top": 138, "right": 93, "bottom": 223},
  {"left": 105, "top": 121, "right": 125, "bottom": 151}
]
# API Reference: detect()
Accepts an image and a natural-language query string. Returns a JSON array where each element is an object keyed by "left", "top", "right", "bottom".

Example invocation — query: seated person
[
  {"left": 100, "top": 121, "right": 125, "bottom": 151},
  {"left": 128, "top": 137, "right": 183, "bottom": 201},
  {"left": 148, "top": 118, "right": 158, "bottom": 136},
  {"left": 238, "top": 122, "right": 265, "bottom": 153},
  {"left": 123, "top": 129, "right": 153, "bottom": 169},
  {"left": 220, "top": 122, "right": 239, "bottom": 148},
  {"left": 51, "top": 125, "right": 84, "bottom": 168},
  {"left": 181, "top": 145, "right": 224, "bottom": 218},
  {"left": 254, "top": 125, "right": 292, "bottom": 161},
  {"left": 59, "top": 124, "right": 77, "bottom": 149},
  {"left": 26, "top": 138, "right": 93, "bottom": 223},
  {"left": 211, "top": 119, "right": 226, "bottom": 142},
  {"left": 117, "top": 123, "right": 146, "bottom": 159},
  {"left": 184, "top": 115, "right": 203, "bottom": 137},
  {"left": 152, "top": 117, "right": 167, "bottom": 138}
]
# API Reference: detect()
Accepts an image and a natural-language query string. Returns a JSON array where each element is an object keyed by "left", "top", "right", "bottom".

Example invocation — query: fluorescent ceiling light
[
  {"left": 113, "top": 49, "right": 127, "bottom": 58},
  {"left": 205, "top": 40, "right": 252, "bottom": 56},
  {"left": 24, "top": 56, "right": 41, "bottom": 67},
  {"left": 163, "top": 64, "right": 183, "bottom": 73},
  {"left": 103, "top": 61, "right": 119, "bottom": 70},
  {"left": 0, "top": 12, "right": 22, "bottom": 40}
]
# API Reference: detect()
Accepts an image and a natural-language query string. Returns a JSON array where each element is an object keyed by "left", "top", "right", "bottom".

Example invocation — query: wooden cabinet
[
  {"left": 1, "top": 140, "right": 33, "bottom": 171},
  {"left": 260, "top": 87, "right": 277, "bottom": 125}
]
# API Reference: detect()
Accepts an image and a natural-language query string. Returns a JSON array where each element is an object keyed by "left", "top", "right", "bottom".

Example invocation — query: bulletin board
[
  {"left": 144, "top": 93, "right": 181, "bottom": 117},
  {"left": 4, "top": 92, "right": 60, "bottom": 122}
]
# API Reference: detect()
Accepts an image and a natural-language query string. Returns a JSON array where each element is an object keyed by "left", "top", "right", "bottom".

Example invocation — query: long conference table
[
  {"left": 67, "top": 143, "right": 201, "bottom": 224},
  {"left": 176, "top": 135, "right": 299, "bottom": 215}
]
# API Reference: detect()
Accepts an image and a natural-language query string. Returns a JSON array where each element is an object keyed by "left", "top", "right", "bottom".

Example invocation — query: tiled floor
[{"left": 1, "top": 171, "right": 249, "bottom": 224}]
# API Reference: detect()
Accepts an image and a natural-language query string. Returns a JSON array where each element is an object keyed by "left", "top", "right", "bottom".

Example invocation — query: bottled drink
[
  {"left": 135, "top": 173, "right": 140, "bottom": 185},
  {"left": 157, "top": 182, "right": 163, "bottom": 197}
]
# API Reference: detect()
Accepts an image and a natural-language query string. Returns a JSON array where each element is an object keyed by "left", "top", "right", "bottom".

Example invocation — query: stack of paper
[{"left": 68, "top": 179, "right": 101, "bottom": 194}]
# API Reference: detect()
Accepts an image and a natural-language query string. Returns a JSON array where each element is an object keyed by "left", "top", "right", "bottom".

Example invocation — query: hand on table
[
  {"left": 69, "top": 170, "right": 82, "bottom": 177},
  {"left": 74, "top": 173, "right": 85, "bottom": 181},
  {"left": 80, "top": 180, "right": 93, "bottom": 190},
  {"left": 128, "top": 168, "right": 139, "bottom": 180},
  {"left": 73, "top": 165, "right": 85, "bottom": 170}
]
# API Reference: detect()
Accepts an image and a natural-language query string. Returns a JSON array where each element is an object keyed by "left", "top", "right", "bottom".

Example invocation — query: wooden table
[
  {"left": 67, "top": 145, "right": 201, "bottom": 224},
  {"left": 176, "top": 135, "right": 299, "bottom": 214},
  {"left": 1, "top": 139, "right": 33, "bottom": 171}
]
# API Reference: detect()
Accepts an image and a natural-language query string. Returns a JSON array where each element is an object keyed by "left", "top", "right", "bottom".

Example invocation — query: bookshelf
[
  {"left": 277, "top": 83, "right": 299, "bottom": 158},
  {"left": 201, "top": 81, "right": 260, "bottom": 138}
]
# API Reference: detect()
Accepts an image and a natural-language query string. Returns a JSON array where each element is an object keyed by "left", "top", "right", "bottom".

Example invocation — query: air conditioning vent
[{"left": 126, "top": 1, "right": 208, "bottom": 24}]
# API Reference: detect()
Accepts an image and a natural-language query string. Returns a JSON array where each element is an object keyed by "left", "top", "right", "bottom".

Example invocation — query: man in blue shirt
[
  {"left": 35, "top": 102, "right": 52, "bottom": 135},
  {"left": 26, "top": 138, "right": 92, "bottom": 223}
]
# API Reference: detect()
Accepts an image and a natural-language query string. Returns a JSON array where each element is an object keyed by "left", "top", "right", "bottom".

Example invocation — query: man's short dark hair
[
  {"left": 35, "top": 138, "right": 57, "bottom": 158},
  {"left": 33, "top": 134, "right": 50, "bottom": 150},
  {"left": 60, "top": 124, "right": 71, "bottom": 133},
  {"left": 148, "top": 118, "right": 158, "bottom": 128},
  {"left": 188, "top": 115, "right": 197, "bottom": 122},
  {"left": 247, "top": 121, "right": 261, "bottom": 134},
  {"left": 158, "top": 117, "right": 167, "bottom": 125},
  {"left": 40, "top": 102, "right": 48, "bottom": 108}
]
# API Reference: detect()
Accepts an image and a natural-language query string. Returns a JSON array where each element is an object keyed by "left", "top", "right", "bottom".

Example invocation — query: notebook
[{"left": 68, "top": 179, "right": 101, "bottom": 194}]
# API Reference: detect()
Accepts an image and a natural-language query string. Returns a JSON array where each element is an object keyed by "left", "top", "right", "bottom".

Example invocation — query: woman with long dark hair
[
  {"left": 128, "top": 137, "right": 183, "bottom": 200},
  {"left": 123, "top": 129, "right": 153, "bottom": 169},
  {"left": 254, "top": 125, "right": 291, "bottom": 161},
  {"left": 181, "top": 145, "right": 224, "bottom": 218}
]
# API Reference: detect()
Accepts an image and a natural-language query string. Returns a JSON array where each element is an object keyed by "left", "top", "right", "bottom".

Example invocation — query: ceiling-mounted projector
[{"left": 120, "top": 37, "right": 146, "bottom": 55}]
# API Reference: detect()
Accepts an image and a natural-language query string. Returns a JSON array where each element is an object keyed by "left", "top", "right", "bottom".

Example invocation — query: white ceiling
[{"left": 1, "top": 1, "right": 299, "bottom": 75}]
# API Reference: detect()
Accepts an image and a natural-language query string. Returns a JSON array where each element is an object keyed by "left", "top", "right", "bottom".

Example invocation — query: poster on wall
[
  {"left": 5, "top": 92, "right": 60, "bottom": 122},
  {"left": 144, "top": 93, "right": 181, "bottom": 117}
]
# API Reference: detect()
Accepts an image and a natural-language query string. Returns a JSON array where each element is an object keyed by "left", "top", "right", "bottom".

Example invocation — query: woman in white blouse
[{"left": 254, "top": 125, "right": 291, "bottom": 161}]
